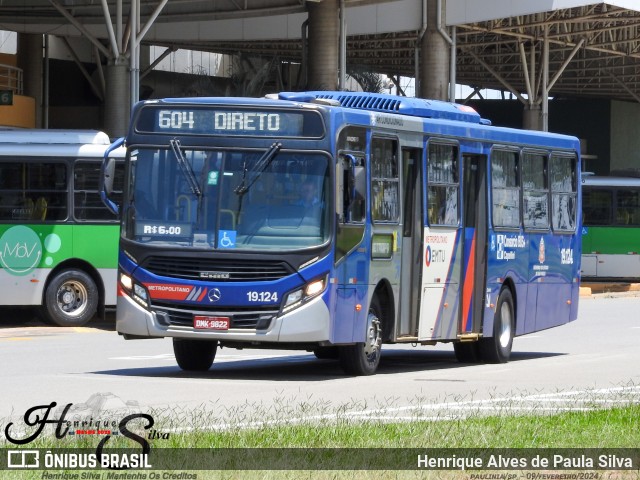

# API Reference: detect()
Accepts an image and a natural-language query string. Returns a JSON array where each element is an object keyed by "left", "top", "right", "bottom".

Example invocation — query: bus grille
[
  {"left": 151, "top": 301, "right": 279, "bottom": 330},
  {"left": 142, "top": 256, "right": 292, "bottom": 281}
]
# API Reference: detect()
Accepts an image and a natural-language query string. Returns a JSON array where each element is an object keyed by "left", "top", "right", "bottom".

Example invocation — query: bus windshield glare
[{"left": 124, "top": 146, "right": 331, "bottom": 250}]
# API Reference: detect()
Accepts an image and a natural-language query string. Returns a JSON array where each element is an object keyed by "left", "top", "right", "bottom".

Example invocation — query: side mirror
[{"left": 100, "top": 137, "right": 124, "bottom": 216}]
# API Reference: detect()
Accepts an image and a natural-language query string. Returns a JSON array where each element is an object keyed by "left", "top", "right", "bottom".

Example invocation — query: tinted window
[
  {"left": 428, "top": 143, "right": 459, "bottom": 226},
  {"left": 371, "top": 137, "right": 399, "bottom": 223},
  {"left": 74, "top": 160, "right": 123, "bottom": 221},
  {"left": 0, "top": 161, "right": 67, "bottom": 221},
  {"left": 491, "top": 150, "right": 520, "bottom": 228},
  {"left": 522, "top": 152, "right": 549, "bottom": 230},
  {"left": 550, "top": 155, "right": 578, "bottom": 232}
]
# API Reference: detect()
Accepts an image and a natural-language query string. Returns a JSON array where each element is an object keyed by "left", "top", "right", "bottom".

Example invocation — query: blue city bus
[{"left": 101, "top": 91, "right": 581, "bottom": 375}]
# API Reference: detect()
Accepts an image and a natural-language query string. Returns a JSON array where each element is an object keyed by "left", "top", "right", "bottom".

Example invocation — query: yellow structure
[
  {"left": 0, "top": 95, "right": 36, "bottom": 128},
  {"left": 0, "top": 53, "right": 36, "bottom": 128}
]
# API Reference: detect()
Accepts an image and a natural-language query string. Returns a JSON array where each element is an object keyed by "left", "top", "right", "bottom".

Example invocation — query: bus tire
[
  {"left": 479, "top": 288, "right": 514, "bottom": 363},
  {"left": 453, "top": 341, "right": 480, "bottom": 363},
  {"left": 173, "top": 339, "right": 217, "bottom": 371},
  {"left": 313, "top": 346, "right": 340, "bottom": 360},
  {"left": 42, "top": 269, "right": 98, "bottom": 327},
  {"left": 339, "top": 297, "right": 383, "bottom": 376}
]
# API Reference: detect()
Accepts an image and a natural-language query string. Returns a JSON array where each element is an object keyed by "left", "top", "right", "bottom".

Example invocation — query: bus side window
[
  {"left": 336, "top": 153, "right": 366, "bottom": 262},
  {"left": 32, "top": 197, "right": 48, "bottom": 221},
  {"left": 339, "top": 154, "right": 365, "bottom": 223}
]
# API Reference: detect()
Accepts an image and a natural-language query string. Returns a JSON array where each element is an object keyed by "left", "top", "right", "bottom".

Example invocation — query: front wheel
[
  {"left": 173, "top": 338, "right": 217, "bottom": 371},
  {"left": 41, "top": 269, "right": 98, "bottom": 327},
  {"left": 478, "top": 288, "right": 514, "bottom": 363},
  {"left": 339, "top": 297, "right": 383, "bottom": 376}
]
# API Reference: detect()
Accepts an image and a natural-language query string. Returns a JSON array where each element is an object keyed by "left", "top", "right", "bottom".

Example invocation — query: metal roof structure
[{"left": 2, "top": 0, "right": 640, "bottom": 102}]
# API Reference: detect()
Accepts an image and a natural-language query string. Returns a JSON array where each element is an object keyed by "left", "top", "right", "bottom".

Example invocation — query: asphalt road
[{"left": 1, "top": 293, "right": 639, "bottom": 430}]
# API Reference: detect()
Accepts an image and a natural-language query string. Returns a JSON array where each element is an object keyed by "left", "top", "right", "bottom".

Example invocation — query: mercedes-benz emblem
[{"left": 208, "top": 288, "right": 221, "bottom": 302}]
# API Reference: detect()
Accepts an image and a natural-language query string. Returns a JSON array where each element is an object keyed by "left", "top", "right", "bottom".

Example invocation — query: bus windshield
[{"left": 124, "top": 146, "right": 331, "bottom": 250}]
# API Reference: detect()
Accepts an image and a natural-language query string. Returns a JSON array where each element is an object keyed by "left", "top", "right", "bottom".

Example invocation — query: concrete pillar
[
  {"left": 17, "top": 33, "right": 43, "bottom": 127},
  {"left": 104, "top": 60, "right": 130, "bottom": 138},
  {"left": 420, "top": 0, "right": 449, "bottom": 100},
  {"left": 307, "top": 0, "right": 338, "bottom": 91},
  {"left": 523, "top": 105, "right": 542, "bottom": 131}
]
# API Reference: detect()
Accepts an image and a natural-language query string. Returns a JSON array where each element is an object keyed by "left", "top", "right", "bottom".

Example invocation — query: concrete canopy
[{"left": 2, "top": 0, "right": 640, "bottom": 102}]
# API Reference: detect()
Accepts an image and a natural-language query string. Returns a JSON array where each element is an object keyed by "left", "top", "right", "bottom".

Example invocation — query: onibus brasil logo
[{"left": 0, "top": 226, "right": 62, "bottom": 276}]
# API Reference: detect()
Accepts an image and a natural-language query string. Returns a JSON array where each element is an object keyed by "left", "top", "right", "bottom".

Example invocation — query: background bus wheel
[
  {"left": 313, "top": 346, "right": 340, "bottom": 360},
  {"left": 339, "top": 297, "right": 383, "bottom": 376},
  {"left": 453, "top": 341, "right": 480, "bottom": 363},
  {"left": 42, "top": 269, "right": 98, "bottom": 327},
  {"left": 479, "top": 288, "right": 514, "bottom": 363},
  {"left": 173, "top": 339, "right": 217, "bottom": 371}
]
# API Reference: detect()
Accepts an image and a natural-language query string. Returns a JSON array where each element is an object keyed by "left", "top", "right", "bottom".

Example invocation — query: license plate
[{"left": 193, "top": 316, "right": 230, "bottom": 330}]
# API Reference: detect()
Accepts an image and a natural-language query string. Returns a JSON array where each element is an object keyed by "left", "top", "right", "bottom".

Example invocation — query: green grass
[{"left": 155, "top": 404, "right": 640, "bottom": 448}]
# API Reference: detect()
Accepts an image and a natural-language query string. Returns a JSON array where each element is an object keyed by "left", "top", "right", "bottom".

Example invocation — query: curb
[{"left": 580, "top": 283, "right": 640, "bottom": 297}]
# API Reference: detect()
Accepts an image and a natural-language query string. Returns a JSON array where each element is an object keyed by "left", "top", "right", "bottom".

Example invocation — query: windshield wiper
[
  {"left": 234, "top": 142, "right": 282, "bottom": 196},
  {"left": 170, "top": 138, "right": 202, "bottom": 197}
]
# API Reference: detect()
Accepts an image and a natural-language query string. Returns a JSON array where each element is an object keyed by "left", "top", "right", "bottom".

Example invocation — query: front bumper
[{"left": 115, "top": 292, "right": 331, "bottom": 343}]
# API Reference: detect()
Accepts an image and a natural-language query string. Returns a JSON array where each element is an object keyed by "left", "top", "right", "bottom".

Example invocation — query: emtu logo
[{"left": 0, "top": 226, "right": 42, "bottom": 276}]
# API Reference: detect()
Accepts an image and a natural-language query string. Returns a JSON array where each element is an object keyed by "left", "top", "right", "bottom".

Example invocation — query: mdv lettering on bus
[
  {"left": 214, "top": 112, "right": 281, "bottom": 132},
  {"left": 0, "top": 226, "right": 43, "bottom": 276}
]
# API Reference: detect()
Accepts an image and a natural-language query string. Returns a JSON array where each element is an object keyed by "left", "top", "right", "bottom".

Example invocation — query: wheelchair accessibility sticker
[{"left": 218, "top": 230, "right": 236, "bottom": 249}]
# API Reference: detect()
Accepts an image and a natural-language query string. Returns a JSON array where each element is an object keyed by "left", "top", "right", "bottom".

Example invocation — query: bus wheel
[
  {"left": 42, "top": 269, "right": 98, "bottom": 327},
  {"left": 339, "top": 297, "right": 383, "bottom": 376},
  {"left": 313, "top": 347, "right": 340, "bottom": 360},
  {"left": 453, "top": 341, "right": 480, "bottom": 363},
  {"left": 173, "top": 339, "right": 217, "bottom": 371},
  {"left": 479, "top": 288, "right": 514, "bottom": 363}
]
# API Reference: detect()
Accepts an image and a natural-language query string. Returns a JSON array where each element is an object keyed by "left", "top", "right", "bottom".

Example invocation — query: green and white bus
[
  {"left": 581, "top": 174, "right": 640, "bottom": 280},
  {"left": 0, "top": 129, "right": 124, "bottom": 326}
]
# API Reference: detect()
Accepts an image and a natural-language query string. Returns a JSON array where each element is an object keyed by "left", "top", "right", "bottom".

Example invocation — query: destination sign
[{"left": 134, "top": 106, "right": 325, "bottom": 138}]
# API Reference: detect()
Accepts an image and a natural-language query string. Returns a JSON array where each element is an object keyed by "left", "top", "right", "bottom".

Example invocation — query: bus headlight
[
  {"left": 281, "top": 274, "right": 328, "bottom": 314},
  {"left": 120, "top": 273, "right": 149, "bottom": 308},
  {"left": 120, "top": 273, "right": 133, "bottom": 290},
  {"left": 283, "top": 289, "right": 303, "bottom": 312},
  {"left": 134, "top": 284, "right": 148, "bottom": 304},
  {"left": 305, "top": 278, "right": 325, "bottom": 297}
]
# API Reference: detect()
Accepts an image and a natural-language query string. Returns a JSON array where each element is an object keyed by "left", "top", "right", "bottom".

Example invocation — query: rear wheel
[
  {"left": 173, "top": 338, "right": 217, "bottom": 371},
  {"left": 339, "top": 297, "right": 383, "bottom": 376},
  {"left": 41, "top": 269, "right": 98, "bottom": 327},
  {"left": 478, "top": 288, "right": 514, "bottom": 363}
]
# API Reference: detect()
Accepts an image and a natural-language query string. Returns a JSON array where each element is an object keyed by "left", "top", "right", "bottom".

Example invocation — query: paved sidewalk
[{"left": 580, "top": 282, "right": 640, "bottom": 296}]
